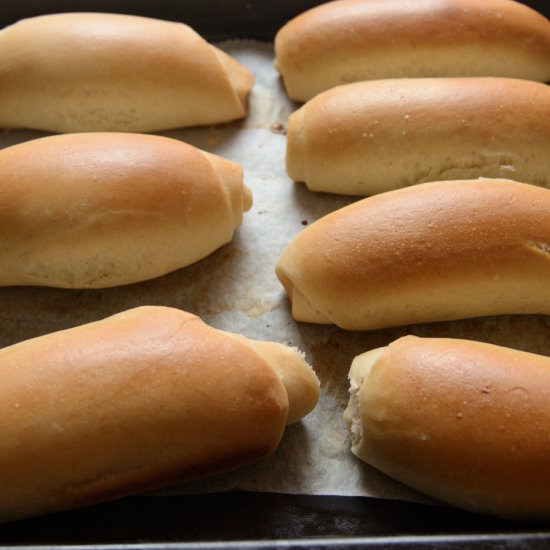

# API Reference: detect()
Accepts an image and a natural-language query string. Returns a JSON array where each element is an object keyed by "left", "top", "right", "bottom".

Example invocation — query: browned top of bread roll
[
  {"left": 0, "top": 133, "right": 252, "bottom": 288},
  {"left": 275, "top": 0, "right": 550, "bottom": 101},
  {"left": 276, "top": 179, "right": 550, "bottom": 330},
  {"left": 0, "top": 12, "right": 254, "bottom": 132},
  {"left": 0, "top": 306, "right": 319, "bottom": 523},
  {"left": 345, "top": 336, "right": 550, "bottom": 520}
]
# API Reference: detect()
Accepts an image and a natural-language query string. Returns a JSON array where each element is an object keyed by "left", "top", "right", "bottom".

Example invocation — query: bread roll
[
  {"left": 0, "top": 305, "right": 319, "bottom": 524},
  {"left": 344, "top": 335, "right": 550, "bottom": 520},
  {"left": 0, "top": 133, "right": 252, "bottom": 288},
  {"left": 275, "top": 0, "right": 550, "bottom": 102},
  {"left": 286, "top": 77, "right": 550, "bottom": 195},
  {"left": 0, "top": 12, "right": 254, "bottom": 132},
  {"left": 276, "top": 179, "right": 550, "bottom": 330}
]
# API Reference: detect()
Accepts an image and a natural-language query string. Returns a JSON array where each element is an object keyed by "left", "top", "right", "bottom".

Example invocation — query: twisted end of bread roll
[
  {"left": 212, "top": 46, "right": 255, "bottom": 114},
  {"left": 202, "top": 150, "right": 253, "bottom": 227},
  {"left": 229, "top": 336, "right": 320, "bottom": 425},
  {"left": 344, "top": 347, "right": 385, "bottom": 453},
  {"left": 286, "top": 107, "right": 306, "bottom": 184}
]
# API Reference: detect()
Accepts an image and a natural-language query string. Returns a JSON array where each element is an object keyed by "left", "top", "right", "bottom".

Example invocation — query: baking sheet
[{"left": 1, "top": 40, "right": 550, "bottom": 508}]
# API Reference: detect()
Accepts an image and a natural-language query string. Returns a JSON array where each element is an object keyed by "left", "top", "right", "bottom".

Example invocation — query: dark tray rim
[{"left": 1, "top": 1, "right": 550, "bottom": 547}]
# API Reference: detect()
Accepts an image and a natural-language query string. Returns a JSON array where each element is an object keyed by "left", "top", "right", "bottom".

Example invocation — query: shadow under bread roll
[
  {"left": 287, "top": 77, "right": 550, "bottom": 195},
  {"left": 0, "top": 132, "right": 252, "bottom": 288},
  {"left": 0, "top": 306, "right": 320, "bottom": 524},
  {"left": 0, "top": 12, "right": 253, "bottom": 132},
  {"left": 344, "top": 335, "right": 550, "bottom": 521},
  {"left": 276, "top": 179, "right": 550, "bottom": 330},
  {"left": 275, "top": 0, "right": 550, "bottom": 102}
]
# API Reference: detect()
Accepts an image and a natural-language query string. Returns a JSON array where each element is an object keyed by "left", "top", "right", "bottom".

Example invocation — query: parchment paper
[{"left": 1, "top": 41, "right": 550, "bottom": 506}]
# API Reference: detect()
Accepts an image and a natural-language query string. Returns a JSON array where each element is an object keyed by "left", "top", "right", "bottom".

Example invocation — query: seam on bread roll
[
  {"left": 211, "top": 47, "right": 254, "bottom": 113},
  {"left": 0, "top": 306, "right": 319, "bottom": 524},
  {"left": 276, "top": 179, "right": 550, "bottom": 330},
  {"left": 0, "top": 12, "right": 254, "bottom": 132},
  {"left": 344, "top": 336, "right": 550, "bottom": 520},
  {"left": 225, "top": 333, "right": 321, "bottom": 425},
  {"left": 286, "top": 77, "right": 550, "bottom": 195},
  {"left": 200, "top": 150, "right": 253, "bottom": 228},
  {"left": 275, "top": 0, "right": 550, "bottom": 102},
  {"left": 0, "top": 133, "right": 252, "bottom": 288}
]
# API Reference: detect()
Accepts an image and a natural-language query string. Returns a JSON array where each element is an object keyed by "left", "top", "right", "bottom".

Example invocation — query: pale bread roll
[
  {"left": 0, "top": 133, "right": 252, "bottom": 288},
  {"left": 0, "top": 305, "right": 320, "bottom": 524},
  {"left": 286, "top": 77, "right": 550, "bottom": 195},
  {"left": 275, "top": 0, "right": 550, "bottom": 102},
  {"left": 0, "top": 12, "right": 254, "bottom": 132},
  {"left": 276, "top": 179, "right": 550, "bottom": 330},
  {"left": 344, "top": 335, "right": 550, "bottom": 520}
]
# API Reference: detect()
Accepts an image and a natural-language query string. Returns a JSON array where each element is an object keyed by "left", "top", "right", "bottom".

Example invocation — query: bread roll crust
[
  {"left": 276, "top": 179, "right": 550, "bottom": 330},
  {"left": 287, "top": 77, "right": 550, "bottom": 195},
  {"left": 275, "top": 0, "right": 550, "bottom": 102},
  {"left": 0, "top": 12, "right": 254, "bottom": 132},
  {"left": 0, "top": 133, "right": 252, "bottom": 288},
  {"left": 345, "top": 336, "right": 550, "bottom": 520},
  {"left": 0, "top": 306, "right": 318, "bottom": 523}
]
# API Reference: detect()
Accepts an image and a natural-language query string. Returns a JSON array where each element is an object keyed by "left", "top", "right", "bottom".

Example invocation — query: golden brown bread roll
[
  {"left": 0, "top": 132, "right": 252, "bottom": 288},
  {"left": 344, "top": 335, "right": 550, "bottom": 520},
  {"left": 275, "top": 0, "right": 550, "bottom": 102},
  {"left": 286, "top": 77, "right": 550, "bottom": 195},
  {"left": 0, "top": 305, "right": 320, "bottom": 524},
  {"left": 276, "top": 179, "right": 550, "bottom": 330},
  {"left": 0, "top": 12, "right": 254, "bottom": 132}
]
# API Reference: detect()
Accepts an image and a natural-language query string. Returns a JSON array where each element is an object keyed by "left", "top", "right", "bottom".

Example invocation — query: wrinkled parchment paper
[{"left": 1, "top": 41, "right": 550, "bottom": 506}]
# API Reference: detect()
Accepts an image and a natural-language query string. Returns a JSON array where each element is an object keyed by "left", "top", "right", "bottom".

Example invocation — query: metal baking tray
[{"left": 1, "top": 1, "right": 550, "bottom": 548}]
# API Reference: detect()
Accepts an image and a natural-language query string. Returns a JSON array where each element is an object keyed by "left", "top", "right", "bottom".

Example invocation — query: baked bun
[
  {"left": 344, "top": 335, "right": 550, "bottom": 520},
  {"left": 0, "top": 12, "right": 254, "bottom": 132},
  {"left": 286, "top": 77, "right": 550, "bottom": 195},
  {"left": 275, "top": 0, "right": 550, "bottom": 102},
  {"left": 0, "top": 306, "right": 319, "bottom": 523},
  {"left": 0, "top": 133, "right": 252, "bottom": 288},
  {"left": 276, "top": 179, "right": 550, "bottom": 330}
]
